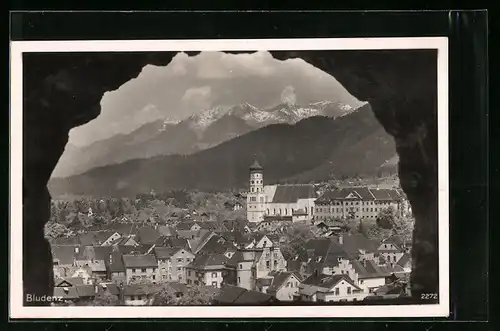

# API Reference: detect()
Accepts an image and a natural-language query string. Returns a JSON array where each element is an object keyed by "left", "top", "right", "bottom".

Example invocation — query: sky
[{"left": 68, "top": 51, "right": 361, "bottom": 147}]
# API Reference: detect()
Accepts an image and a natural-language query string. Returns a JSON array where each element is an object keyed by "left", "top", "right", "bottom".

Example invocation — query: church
[{"left": 246, "top": 160, "right": 318, "bottom": 223}]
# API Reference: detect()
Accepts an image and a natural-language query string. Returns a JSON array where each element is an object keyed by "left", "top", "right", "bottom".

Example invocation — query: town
[{"left": 47, "top": 161, "right": 414, "bottom": 306}]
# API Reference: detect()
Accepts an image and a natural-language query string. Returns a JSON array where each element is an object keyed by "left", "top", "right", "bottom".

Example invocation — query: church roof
[
  {"left": 271, "top": 184, "right": 316, "bottom": 203},
  {"left": 249, "top": 160, "right": 263, "bottom": 171}
]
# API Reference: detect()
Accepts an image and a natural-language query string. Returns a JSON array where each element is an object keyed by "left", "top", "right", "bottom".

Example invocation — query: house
[
  {"left": 228, "top": 245, "right": 287, "bottom": 291},
  {"left": 185, "top": 254, "right": 237, "bottom": 288},
  {"left": 122, "top": 284, "right": 155, "bottom": 306},
  {"left": 246, "top": 160, "right": 317, "bottom": 223},
  {"left": 89, "top": 260, "right": 107, "bottom": 281},
  {"left": 213, "top": 285, "right": 279, "bottom": 305},
  {"left": 122, "top": 254, "right": 159, "bottom": 284},
  {"left": 154, "top": 247, "right": 195, "bottom": 283},
  {"left": 265, "top": 271, "right": 303, "bottom": 301},
  {"left": 245, "top": 234, "right": 278, "bottom": 249},
  {"left": 299, "top": 273, "right": 366, "bottom": 302},
  {"left": 377, "top": 240, "right": 404, "bottom": 265}
]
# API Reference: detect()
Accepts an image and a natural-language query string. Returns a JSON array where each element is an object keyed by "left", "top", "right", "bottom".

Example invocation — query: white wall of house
[
  {"left": 358, "top": 277, "right": 386, "bottom": 293},
  {"left": 203, "top": 270, "right": 225, "bottom": 288},
  {"left": 274, "top": 274, "right": 301, "bottom": 302},
  {"left": 317, "top": 280, "right": 367, "bottom": 302},
  {"left": 125, "top": 266, "right": 159, "bottom": 284},
  {"left": 169, "top": 249, "right": 194, "bottom": 283}
]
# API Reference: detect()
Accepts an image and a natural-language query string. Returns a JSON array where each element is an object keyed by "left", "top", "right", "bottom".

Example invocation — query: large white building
[
  {"left": 314, "top": 187, "right": 410, "bottom": 222},
  {"left": 246, "top": 161, "right": 317, "bottom": 223}
]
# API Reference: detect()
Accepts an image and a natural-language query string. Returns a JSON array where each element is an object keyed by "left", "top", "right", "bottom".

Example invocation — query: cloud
[
  {"left": 181, "top": 86, "right": 213, "bottom": 109},
  {"left": 281, "top": 86, "right": 297, "bottom": 105}
]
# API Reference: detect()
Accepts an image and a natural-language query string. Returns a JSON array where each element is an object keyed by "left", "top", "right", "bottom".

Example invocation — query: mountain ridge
[
  {"left": 48, "top": 103, "right": 397, "bottom": 198},
  {"left": 52, "top": 100, "right": 360, "bottom": 178}
]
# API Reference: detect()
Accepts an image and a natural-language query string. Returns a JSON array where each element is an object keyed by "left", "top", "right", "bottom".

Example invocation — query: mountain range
[
  {"left": 52, "top": 101, "right": 356, "bottom": 177},
  {"left": 48, "top": 103, "right": 398, "bottom": 198}
]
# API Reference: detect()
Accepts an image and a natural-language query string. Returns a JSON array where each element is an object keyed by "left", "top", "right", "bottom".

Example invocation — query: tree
[
  {"left": 376, "top": 206, "right": 397, "bottom": 229},
  {"left": 152, "top": 285, "right": 215, "bottom": 306},
  {"left": 92, "top": 291, "right": 123, "bottom": 306}
]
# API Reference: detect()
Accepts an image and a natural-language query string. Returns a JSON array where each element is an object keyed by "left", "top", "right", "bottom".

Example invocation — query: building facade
[
  {"left": 246, "top": 160, "right": 318, "bottom": 223},
  {"left": 314, "top": 187, "right": 409, "bottom": 221}
]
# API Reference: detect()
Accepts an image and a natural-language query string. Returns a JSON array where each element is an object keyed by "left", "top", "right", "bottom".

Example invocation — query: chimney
[
  {"left": 94, "top": 285, "right": 99, "bottom": 294},
  {"left": 338, "top": 236, "right": 343, "bottom": 245},
  {"left": 75, "top": 246, "right": 80, "bottom": 254}
]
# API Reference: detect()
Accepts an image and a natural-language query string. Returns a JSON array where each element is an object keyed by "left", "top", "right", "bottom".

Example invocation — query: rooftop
[{"left": 122, "top": 254, "right": 158, "bottom": 268}]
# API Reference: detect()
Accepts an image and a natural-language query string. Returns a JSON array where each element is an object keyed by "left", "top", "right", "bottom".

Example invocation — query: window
[
  {"left": 188, "top": 271, "right": 191, "bottom": 276},
  {"left": 274, "top": 260, "right": 278, "bottom": 267},
  {"left": 187, "top": 279, "right": 192, "bottom": 284},
  {"left": 130, "top": 296, "right": 135, "bottom": 300},
  {"left": 335, "top": 288, "right": 340, "bottom": 295},
  {"left": 141, "top": 268, "right": 146, "bottom": 273},
  {"left": 239, "top": 264, "right": 243, "bottom": 269},
  {"left": 131, "top": 268, "right": 136, "bottom": 273},
  {"left": 287, "top": 282, "right": 291, "bottom": 287},
  {"left": 238, "top": 277, "right": 241, "bottom": 283},
  {"left": 251, "top": 188, "right": 254, "bottom": 192},
  {"left": 347, "top": 287, "right": 351, "bottom": 294},
  {"left": 177, "top": 267, "right": 182, "bottom": 271},
  {"left": 212, "top": 282, "right": 217, "bottom": 287},
  {"left": 251, "top": 180, "right": 254, "bottom": 184},
  {"left": 177, "top": 258, "right": 183, "bottom": 263},
  {"left": 152, "top": 275, "right": 156, "bottom": 280},
  {"left": 137, "top": 295, "right": 142, "bottom": 300},
  {"left": 266, "top": 261, "right": 270, "bottom": 268},
  {"left": 212, "top": 272, "right": 217, "bottom": 278}
]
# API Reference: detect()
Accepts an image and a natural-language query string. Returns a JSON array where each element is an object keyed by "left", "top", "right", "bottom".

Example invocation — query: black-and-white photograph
[{"left": 11, "top": 38, "right": 449, "bottom": 318}]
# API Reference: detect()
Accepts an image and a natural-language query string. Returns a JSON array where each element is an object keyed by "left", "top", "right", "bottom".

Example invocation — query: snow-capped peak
[{"left": 188, "top": 105, "right": 229, "bottom": 130}]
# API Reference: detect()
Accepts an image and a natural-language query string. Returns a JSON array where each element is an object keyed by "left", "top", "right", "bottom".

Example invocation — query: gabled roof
[
  {"left": 154, "top": 247, "right": 178, "bottom": 260},
  {"left": 92, "top": 246, "right": 114, "bottom": 261},
  {"left": 122, "top": 254, "right": 158, "bottom": 268},
  {"left": 55, "top": 277, "right": 84, "bottom": 287},
  {"left": 266, "top": 271, "right": 302, "bottom": 294},
  {"left": 187, "top": 253, "right": 229, "bottom": 270},
  {"left": 137, "top": 226, "right": 161, "bottom": 245},
  {"left": 77, "top": 232, "right": 98, "bottom": 246},
  {"left": 302, "top": 273, "right": 361, "bottom": 291},
  {"left": 350, "top": 259, "right": 394, "bottom": 279},
  {"left": 94, "top": 231, "right": 119, "bottom": 244},
  {"left": 156, "top": 236, "right": 189, "bottom": 249},
  {"left": 75, "top": 285, "right": 98, "bottom": 298},
  {"left": 214, "top": 285, "right": 277, "bottom": 305},
  {"left": 271, "top": 185, "right": 317, "bottom": 203},
  {"left": 53, "top": 286, "right": 80, "bottom": 299},
  {"left": 369, "top": 188, "right": 402, "bottom": 201},
  {"left": 158, "top": 225, "right": 177, "bottom": 237},
  {"left": 176, "top": 221, "right": 198, "bottom": 231},
  {"left": 396, "top": 253, "right": 411, "bottom": 267},
  {"left": 52, "top": 245, "right": 80, "bottom": 265},
  {"left": 333, "top": 234, "right": 380, "bottom": 257},
  {"left": 196, "top": 235, "right": 233, "bottom": 255}
]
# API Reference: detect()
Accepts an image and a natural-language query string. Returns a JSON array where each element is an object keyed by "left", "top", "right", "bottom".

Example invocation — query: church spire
[{"left": 249, "top": 160, "right": 263, "bottom": 171}]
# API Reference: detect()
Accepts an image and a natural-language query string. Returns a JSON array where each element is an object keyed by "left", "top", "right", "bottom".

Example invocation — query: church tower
[{"left": 247, "top": 160, "right": 267, "bottom": 223}]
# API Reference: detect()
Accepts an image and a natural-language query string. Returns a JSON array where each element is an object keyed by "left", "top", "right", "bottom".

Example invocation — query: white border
[{"left": 9, "top": 37, "right": 449, "bottom": 319}]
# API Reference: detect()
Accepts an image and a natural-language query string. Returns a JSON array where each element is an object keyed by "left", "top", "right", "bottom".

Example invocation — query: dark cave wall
[{"left": 22, "top": 50, "right": 438, "bottom": 305}]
